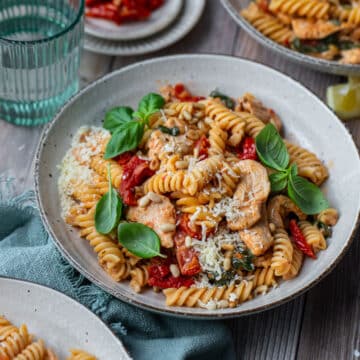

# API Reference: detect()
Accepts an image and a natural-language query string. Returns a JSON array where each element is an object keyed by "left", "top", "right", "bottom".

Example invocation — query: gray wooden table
[{"left": 1, "top": 2, "right": 359, "bottom": 359}]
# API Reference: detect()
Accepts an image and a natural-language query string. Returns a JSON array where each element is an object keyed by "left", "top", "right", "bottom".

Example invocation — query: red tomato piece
[
  {"left": 116, "top": 151, "right": 134, "bottom": 166},
  {"left": 173, "top": 83, "right": 205, "bottom": 102},
  {"left": 119, "top": 156, "right": 154, "bottom": 206},
  {"left": 289, "top": 219, "right": 316, "bottom": 259},
  {"left": 236, "top": 137, "right": 258, "bottom": 161},
  {"left": 148, "top": 255, "right": 194, "bottom": 289},
  {"left": 174, "top": 230, "right": 202, "bottom": 276},
  {"left": 195, "top": 135, "right": 210, "bottom": 160}
]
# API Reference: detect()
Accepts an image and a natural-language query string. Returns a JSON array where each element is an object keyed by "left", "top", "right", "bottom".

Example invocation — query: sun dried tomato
[
  {"left": 116, "top": 151, "right": 134, "bottom": 166},
  {"left": 119, "top": 156, "right": 154, "bottom": 206},
  {"left": 174, "top": 83, "right": 205, "bottom": 102},
  {"left": 148, "top": 255, "right": 194, "bottom": 289},
  {"left": 86, "top": 3, "right": 121, "bottom": 24},
  {"left": 236, "top": 137, "right": 258, "bottom": 161},
  {"left": 195, "top": 135, "right": 210, "bottom": 160},
  {"left": 289, "top": 219, "right": 316, "bottom": 259},
  {"left": 173, "top": 229, "right": 202, "bottom": 276}
]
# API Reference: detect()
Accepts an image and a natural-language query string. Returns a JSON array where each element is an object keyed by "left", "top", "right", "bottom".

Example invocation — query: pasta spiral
[
  {"left": 0, "top": 323, "right": 31, "bottom": 359},
  {"left": 269, "top": 0, "right": 330, "bottom": 19},
  {"left": 163, "top": 281, "right": 254, "bottom": 308},
  {"left": 250, "top": 268, "right": 277, "bottom": 288},
  {"left": 298, "top": 220, "right": 326, "bottom": 252},
  {"left": 242, "top": 112, "right": 266, "bottom": 138},
  {"left": 15, "top": 339, "right": 46, "bottom": 360},
  {"left": 144, "top": 171, "right": 186, "bottom": 194},
  {"left": 316, "top": 208, "right": 339, "bottom": 226},
  {"left": 283, "top": 246, "right": 304, "bottom": 280},
  {"left": 67, "top": 349, "right": 97, "bottom": 360},
  {"left": 204, "top": 100, "right": 246, "bottom": 146},
  {"left": 71, "top": 180, "right": 108, "bottom": 209},
  {"left": 348, "top": 7, "right": 360, "bottom": 25},
  {"left": 90, "top": 156, "right": 123, "bottom": 189},
  {"left": 183, "top": 156, "right": 223, "bottom": 195},
  {"left": 271, "top": 228, "right": 294, "bottom": 276},
  {"left": 71, "top": 206, "right": 129, "bottom": 281},
  {"left": 285, "top": 141, "right": 329, "bottom": 185},
  {"left": 130, "top": 265, "right": 149, "bottom": 293},
  {"left": 241, "top": 3, "right": 294, "bottom": 45},
  {"left": 208, "top": 124, "right": 228, "bottom": 155}
]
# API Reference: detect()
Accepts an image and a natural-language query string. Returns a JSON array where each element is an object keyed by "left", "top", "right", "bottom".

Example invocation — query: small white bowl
[
  {"left": 85, "top": 0, "right": 183, "bottom": 41},
  {"left": 35, "top": 54, "right": 360, "bottom": 319}
]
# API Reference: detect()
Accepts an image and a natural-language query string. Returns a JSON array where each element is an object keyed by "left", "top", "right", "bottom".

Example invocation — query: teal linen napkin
[{"left": 0, "top": 178, "right": 235, "bottom": 360}]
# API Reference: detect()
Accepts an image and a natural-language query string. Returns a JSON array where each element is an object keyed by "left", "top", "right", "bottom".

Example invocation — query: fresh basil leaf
[
  {"left": 256, "top": 124, "right": 289, "bottom": 171},
  {"left": 95, "top": 165, "right": 123, "bottom": 234},
  {"left": 158, "top": 125, "right": 180, "bottom": 136},
  {"left": 137, "top": 93, "right": 165, "bottom": 120},
  {"left": 118, "top": 222, "right": 166, "bottom": 259},
  {"left": 316, "top": 221, "right": 333, "bottom": 238},
  {"left": 232, "top": 247, "right": 254, "bottom": 272},
  {"left": 288, "top": 169, "right": 329, "bottom": 215},
  {"left": 103, "top": 106, "right": 134, "bottom": 133},
  {"left": 210, "top": 90, "right": 235, "bottom": 110},
  {"left": 104, "top": 121, "right": 144, "bottom": 159},
  {"left": 269, "top": 171, "right": 288, "bottom": 192}
]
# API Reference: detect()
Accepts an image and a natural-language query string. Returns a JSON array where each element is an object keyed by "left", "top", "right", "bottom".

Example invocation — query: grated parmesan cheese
[{"left": 57, "top": 126, "right": 109, "bottom": 219}]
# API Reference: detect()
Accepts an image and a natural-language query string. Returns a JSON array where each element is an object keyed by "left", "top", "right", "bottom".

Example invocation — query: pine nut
[
  {"left": 164, "top": 109, "right": 176, "bottom": 116},
  {"left": 159, "top": 223, "right": 176, "bottom": 232},
  {"left": 148, "top": 192, "right": 162, "bottom": 203},
  {"left": 185, "top": 236, "right": 192, "bottom": 247},
  {"left": 217, "top": 300, "right": 229, "bottom": 309},
  {"left": 269, "top": 222, "right": 276, "bottom": 234},
  {"left": 204, "top": 116, "right": 214, "bottom": 125},
  {"left": 138, "top": 195, "right": 151, "bottom": 208},
  {"left": 170, "top": 264, "right": 180, "bottom": 278},
  {"left": 221, "top": 243, "right": 234, "bottom": 251},
  {"left": 223, "top": 258, "right": 232, "bottom": 271},
  {"left": 182, "top": 110, "right": 192, "bottom": 121},
  {"left": 175, "top": 160, "right": 188, "bottom": 169}
]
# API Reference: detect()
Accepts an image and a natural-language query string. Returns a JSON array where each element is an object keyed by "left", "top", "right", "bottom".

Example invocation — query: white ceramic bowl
[
  {"left": 35, "top": 55, "right": 360, "bottom": 318},
  {"left": 85, "top": 0, "right": 183, "bottom": 41},
  {"left": 221, "top": 0, "right": 360, "bottom": 76},
  {"left": 0, "top": 277, "right": 130, "bottom": 359}
]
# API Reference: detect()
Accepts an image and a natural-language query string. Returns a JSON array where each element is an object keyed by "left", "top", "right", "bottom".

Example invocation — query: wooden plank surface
[{"left": 1, "top": 1, "right": 359, "bottom": 359}]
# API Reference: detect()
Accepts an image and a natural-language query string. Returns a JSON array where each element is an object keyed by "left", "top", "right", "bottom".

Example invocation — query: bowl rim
[
  {"left": 220, "top": 0, "right": 360, "bottom": 76},
  {"left": 0, "top": 276, "right": 130, "bottom": 358},
  {"left": 34, "top": 54, "right": 360, "bottom": 319}
]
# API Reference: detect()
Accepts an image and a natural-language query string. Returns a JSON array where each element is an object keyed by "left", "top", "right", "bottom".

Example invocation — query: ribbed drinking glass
[{"left": 0, "top": 0, "right": 84, "bottom": 126}]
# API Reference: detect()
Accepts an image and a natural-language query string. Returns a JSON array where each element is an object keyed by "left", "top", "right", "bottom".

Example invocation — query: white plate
[
  {"left": 85, "top": 0, "right": 183, "bottom": 41},
  {"left": 35, "top": 55, "right": 360, "bottom": 319},
  {"left": 0, "top": 277, "right": 130, "bottom": 359},
  {"left": 84, "top": 0, "right": 205, "bottom": 56}
]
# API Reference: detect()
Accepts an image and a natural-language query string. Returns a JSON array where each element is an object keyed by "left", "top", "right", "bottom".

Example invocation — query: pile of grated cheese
[{"left": 57, "top": 126, "right": 109, "bottom": 219}]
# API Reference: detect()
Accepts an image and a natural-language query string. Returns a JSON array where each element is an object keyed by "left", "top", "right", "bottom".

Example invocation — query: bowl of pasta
[
  {"left": 221, "top": 0, "right": 360, "bottom": 75},
  {"left": 35, "top": 54, "right": 360, "bottom": 318}
]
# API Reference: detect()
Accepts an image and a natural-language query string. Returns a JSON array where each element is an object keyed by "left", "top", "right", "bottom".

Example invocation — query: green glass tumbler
[{"left": 0, "top": 0, "right": 84, "bottom": 126}]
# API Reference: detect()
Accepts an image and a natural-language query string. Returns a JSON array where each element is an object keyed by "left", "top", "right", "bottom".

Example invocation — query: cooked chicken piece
[
  {"left": 340, "top": 48, "right": 360, "bottom": 64},
  {"left": 126, "top": 194, "right": 176, "bottom": 248},
  {"left": 227, "top": 160, "right": 270, "bottom": 231},
  {"left": 147, "top": 130, "right": 194, "bottom": 161},
  {"left": 239, "top": 205, "right": 273, "bottom": 256},
  {"left": 267, "top": 195, "right": 306, "bottom": 229},
  {"left": 292, "top": 19, "right": 343, "bottom": 39},
  {"left": 237, "top": 93, "right": 282, "bottom": 132}
]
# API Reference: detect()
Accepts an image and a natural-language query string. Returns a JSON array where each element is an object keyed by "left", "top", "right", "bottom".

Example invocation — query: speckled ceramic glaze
[
  {"left": 85, "top": 0, "right": 183, "bottom": 41},
  {"left": 35, "top": 55, "right": 360, "bottom": 319},
  {"left": 221, "top": 0, "right": 360, "bottom": 76},
  {"left": 0, "top": 277, "right": 130, "bottom": 359}
]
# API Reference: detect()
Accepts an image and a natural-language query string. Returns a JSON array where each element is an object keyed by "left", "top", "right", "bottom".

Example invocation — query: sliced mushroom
[
  {"left": 227, "top": 160, "right": 270, "bottom": 231},
  {"left": 127, "top": 194, "right": 176, "bottom": 248}
]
